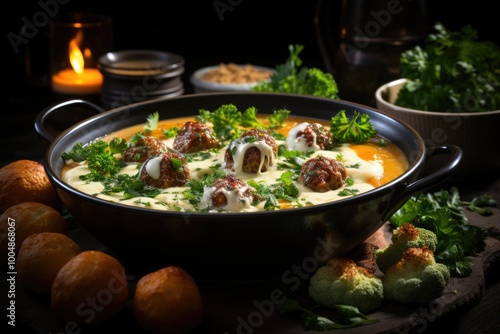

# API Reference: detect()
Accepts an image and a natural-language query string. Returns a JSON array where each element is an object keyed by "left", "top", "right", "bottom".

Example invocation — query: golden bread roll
[
  {"left": 0, "top": 159, "right": 60, "bottom": 212},
  {"left": 0, "top": 202, "right": 68, "bottom": 263},
  {"left": 51, "top": 250, "right": 129, "bottom": 325},
  {"left": 17, "top": 232, "right": 81, "bottom": 293},
  {"left": 134, "top": 266, "right": 204, "bottom": 334}
]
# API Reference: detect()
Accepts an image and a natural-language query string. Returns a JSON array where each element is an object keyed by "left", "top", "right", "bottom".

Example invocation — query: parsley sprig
[
  {"left": 330, "top": 110, "right": 378, "bottom": 144},
  {"left": 61, "top": 138, "right": 127, "bottom": 181},
  {"left": 196, "top": 104, "right": 290, "bottom": 141}
]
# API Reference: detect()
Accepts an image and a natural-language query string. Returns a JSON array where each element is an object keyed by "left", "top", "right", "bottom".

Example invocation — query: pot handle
[
  {"left": 383, "top": 145, "right": 463, "bottom": 221},
  {"left": 35, "top": 99, "right": 105, "bottom": 144}
]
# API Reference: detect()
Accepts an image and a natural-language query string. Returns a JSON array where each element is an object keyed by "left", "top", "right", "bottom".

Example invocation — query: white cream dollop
[
  {"left": 202, "top": 185, "right": 253, "bottom": 212},
  {"left": 228, "top": 138, "right": 275, "bottom": 175},
  {"left": 286, "top": 122, "right": 320, "bottom": 152},
  {"left": 144, "top": 156, "right": 163, "bottom": 180}
]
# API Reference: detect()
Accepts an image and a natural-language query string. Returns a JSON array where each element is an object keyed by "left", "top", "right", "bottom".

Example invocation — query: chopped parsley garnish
[
  {"left": 101, "top": 173, "right": 161, "bottom": 199},
  {"left": 183, "top": 170, "right": 226, "bottom": 205},
  {"left": 337, "top": 188, "right": 359, "bottom": 197},
  {"left": 248, "top": 170, "right": 299, "bottom": 210},
  {"left": 170, "top": 157, "right": 184, "bottom": 173},
  {"left": 184, "top": 151, "right": 214, "bottom": 162},
  {"left": 345, "top": 162, "right": 360, "bottom": 169},
  {"left": 244, "top": 136, "right": 257, "bottom": 143},
  {"left": 276, "top": 146, "right": 314, "bottom": 178},
  {"left": 162, "top": 127, "right": 178, "bottom": 138},
  {"left": 345, "top": 177, "right": 355, "bottom": 186}
]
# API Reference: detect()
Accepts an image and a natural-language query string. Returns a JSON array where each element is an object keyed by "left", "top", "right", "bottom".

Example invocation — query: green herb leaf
[
  {"left": 144, "top": 112, "right": 159, "bottom": 132},
  {"left": 241, "top": 107, "right": 265, "bottom": 128},
  {"left": 197, "top": 104, "right": 290, "bottom": 141},
  {"left": 101, "top": 173, "right": 161, "bottom": 199},
  {"left": 61, "top": 139, "right": 126, "bottom": 180},
  {"left": 463, "top": 195, "right": 497, "bottom": 216},
  {"left": 252, "top": 44, "right": 339, "bottom": 99},
  {"left": 183, "top": 170, "right": 226, "bottom": 205},
  {"left": 162, "top": 127, "right": 179, "bottom": 138},
  {"left": 330, "top": 110, "right": 377, "bottom": 144},
  {"left": 277, "top": 299, "right": 379, "bottom": 330},
  {"left": 267, "top": 109, "right": 291, "bottom": 129}
]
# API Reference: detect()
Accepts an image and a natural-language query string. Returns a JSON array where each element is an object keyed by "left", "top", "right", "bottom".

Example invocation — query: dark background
[
  {"left": 2, "top": 0, "right": 498, "bottom": 164},
  {"left": 5, "top": 0, "right": 499, "bottom": 95},
  {"left": 2, "top": 3, "right": 500, "bottom": 333}
]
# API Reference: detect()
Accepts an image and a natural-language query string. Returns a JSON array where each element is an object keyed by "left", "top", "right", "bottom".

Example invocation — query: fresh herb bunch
[
  {"left": 389, "top": 187, "right": 496, "bottom": 276},
  {"left": 396, "top": 22, "right": 500, "bottom": 112},
  {"left": 252, "top": 44, "right": 340, "bottom": 99}
]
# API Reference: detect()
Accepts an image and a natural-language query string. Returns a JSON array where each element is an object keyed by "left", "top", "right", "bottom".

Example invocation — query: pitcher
[{"left": 314, "top": 0, "right": 430, "bottom": 106}]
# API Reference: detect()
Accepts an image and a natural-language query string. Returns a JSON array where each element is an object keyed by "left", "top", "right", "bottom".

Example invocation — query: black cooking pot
[{"left": 35, "top": 93, "right": 462, "bottom": 280}]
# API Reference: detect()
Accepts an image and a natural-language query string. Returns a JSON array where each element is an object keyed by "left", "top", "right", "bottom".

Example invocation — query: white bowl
[
  {"left": 190, "top": 64, "right": 274, "bottom": 94},
  {"left": 375, "top": 78, "right": 500, "bottom": 178}
]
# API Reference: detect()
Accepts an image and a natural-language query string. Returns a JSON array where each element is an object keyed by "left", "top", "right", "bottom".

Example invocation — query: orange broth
[
  {"left": 101, "top": 114, "right": 408, "bottom": 188},
  {"left": 61, "top": 113, "right": 409, "bottom": 213}
]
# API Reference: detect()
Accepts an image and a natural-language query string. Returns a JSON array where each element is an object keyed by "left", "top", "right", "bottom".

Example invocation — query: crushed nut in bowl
[{"left": 190, "top": 63, "right": 274, "bottom": 93}]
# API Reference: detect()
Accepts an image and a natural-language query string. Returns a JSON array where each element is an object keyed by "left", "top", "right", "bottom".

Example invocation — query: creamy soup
[{"left": 61, "top": 114, "right": 409, "bottom": 213}]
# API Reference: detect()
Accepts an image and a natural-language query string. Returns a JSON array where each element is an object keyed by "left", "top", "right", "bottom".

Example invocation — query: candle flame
[{"left": 68, "top": 30, "right": 91, "bottom": 75}]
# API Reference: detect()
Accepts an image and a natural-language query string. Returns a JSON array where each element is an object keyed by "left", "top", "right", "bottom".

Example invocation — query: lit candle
[
  {"left": 52, "top": 68, "right": 103, "bottom": 95},
  {"left": 51, "top": 29, "right": 104, "bottom": 95}
]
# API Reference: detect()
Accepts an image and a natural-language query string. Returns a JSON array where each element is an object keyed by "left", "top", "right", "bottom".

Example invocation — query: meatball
[
  {"left": 173, "top": 121, "right": 220, "bottom": 153},
  {"left": 286, "top": 122, "right": 333, "bottom": 152},
  {"left": 139, "top": 152, "right": 191, "bottom": 188},
  {"left": 203, "top": 175, "right": 254, "bottom": 210},
  {"left": 224, "top": 129, "right": 278, "bottom": 174},
  {"left": 123, "top": 136, "right": 167, "bottom": 163},
  {"left": 298, "top": 156, "right": 347, "bottom": 192}
]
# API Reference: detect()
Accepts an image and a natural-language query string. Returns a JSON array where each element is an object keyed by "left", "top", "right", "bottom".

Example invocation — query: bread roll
[
  {"left": 17, "top": 232, "right": 81, "bottom": 293},
  {"left": 0, "top": 160, "right": 60, "bottom": 212},
  {"left": 0, "top": 202, "right": 68, "bottom": 263},
  {"left": 51, "top": 250, "right": 129, "bottom": 325}
]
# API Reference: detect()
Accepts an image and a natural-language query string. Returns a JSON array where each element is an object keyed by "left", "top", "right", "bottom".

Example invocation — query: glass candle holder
[{"left": 50, "top": 12, "right": 113, "bottom": 95}]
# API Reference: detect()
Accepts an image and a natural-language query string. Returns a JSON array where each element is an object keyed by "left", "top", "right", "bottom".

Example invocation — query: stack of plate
[{"left": 98, "top": 50, "right": 185, "bottom": 109}]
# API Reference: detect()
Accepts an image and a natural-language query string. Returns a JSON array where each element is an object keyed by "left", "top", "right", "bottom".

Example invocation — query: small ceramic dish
[
  {"left": 375, "top": 78, "right": 500, "bottom": 178},
  {"left": 190, "top": 64, "right": 274, "bottom": 93}
]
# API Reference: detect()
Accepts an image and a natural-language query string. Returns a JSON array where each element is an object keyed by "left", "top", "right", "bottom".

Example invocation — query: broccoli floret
[
  {"left": 376, "top": 223, "right": 438, "bottom": 272},
  {"left": 308, "top": 257, "right": 383, "bottom": 313},
  {"left": 383, "top": 246, "right": 450, "bottom": 304}
]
